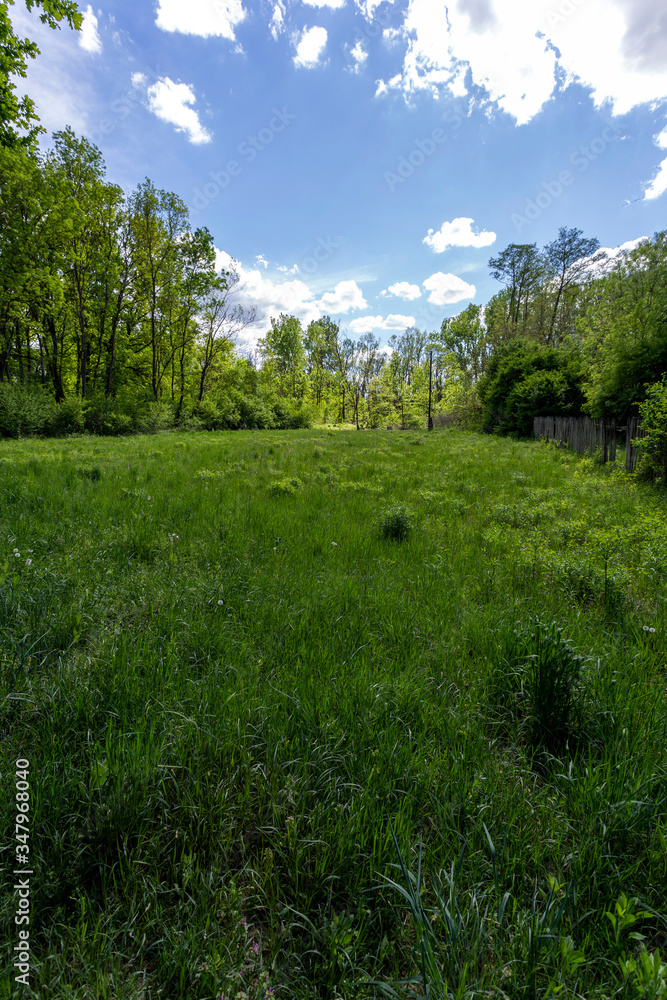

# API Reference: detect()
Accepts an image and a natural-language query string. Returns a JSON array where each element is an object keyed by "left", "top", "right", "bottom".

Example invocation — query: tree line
[
  {"left": 0, "top": 0, "right": 665, "bottom": 454},
  {"left": 1, "top": 123, "right": 665, "bottom": 447}
]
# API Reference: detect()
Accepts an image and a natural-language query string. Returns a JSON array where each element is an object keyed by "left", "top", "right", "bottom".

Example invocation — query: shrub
[
  {"left": 379, "top": 504, "right": 413, "bottom": 542},
  {"left": 635, "top": 376, "right": 667, "bottom": 483},
  {"left": 48, "top": 395, "right": 85, "bottom": 436},
  {"left": 0, "top": 382, "right": 55, "bottom": 437},
  {"left": 478, "top": 340, "right": 585, "bottom": 436}
]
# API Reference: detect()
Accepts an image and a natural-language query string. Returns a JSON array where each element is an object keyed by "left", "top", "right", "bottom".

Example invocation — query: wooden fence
[{"left": 533, "top": 415, "right": 646, "bottom": 472}]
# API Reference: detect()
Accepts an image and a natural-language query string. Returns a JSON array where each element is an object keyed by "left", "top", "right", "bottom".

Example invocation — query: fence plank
[{"left": 534, "top": 414, "right": 641, "bottom": 467}]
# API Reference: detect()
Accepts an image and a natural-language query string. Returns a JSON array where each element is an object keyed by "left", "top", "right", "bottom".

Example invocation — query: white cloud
[
  {"left": 317, "top": 280, "right": 367, "bottom": 313},
  {"left": 79, "top": 5, "right": 102, "bottom": 54},
  {"left": 270, "top": 2, "right": 285, "bottom": 40},
  {"left": 377, "top": 0, "right": 667, "bottom": 124},
  {"left": 349, "top": 314, "right": 416, "bottom": 333},
  {"left": 423, "top": 272, "right": 476, "bottom": 306},
  {"left": 256, "top": 255, "right": 269, "bottom": 268},
  {"left": 644, "top": 159, "right": 667, "bottom": 200},
  {"left": 303, "top": 0, "right": 346, "bottom": 6},
  {"left": 146, "top": 78, "right": 212, "bottom": 145},
  {"left": 216, "top": 250, "right": 320, "bottom": 339},
  {"left": 423, "top": 217, "right": 496, "bottom": 252},
  {"left": 347, "top": 39, "right": 368, "bottom": 72},
  {"left": 576, "top": 237, "right": 650, "bottom": 277},
  {"left": 383, "top": 281, "right": 422, "bottom": 300},
  {"left": 643, "top": 126, "right": 667, "bottom": 200},
  {"left": 156, "top": 0, "right": 245, "bottom": 40},
  {"left": 293, "top": 26, "right": 328, "bottom": 68}
]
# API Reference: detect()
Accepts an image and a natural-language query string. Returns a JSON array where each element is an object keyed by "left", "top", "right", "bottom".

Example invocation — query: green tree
[
  {"left": 258, "top": 313, "right": 306, "bottom": 398},
  {"left": 488, "top": 243, "right": 544, "bottom": 335},
  {"left": 579, "top": 232, "right": 667, "bottom": 419},
  {"left": 478, "top": 338, "right": 585, "bottom": 436},
  {"left": 543, "top": 226, "right": 601, "bottom": 344},
  {"left": 1, "top": 0, "right": 81, "bottom": 148}
]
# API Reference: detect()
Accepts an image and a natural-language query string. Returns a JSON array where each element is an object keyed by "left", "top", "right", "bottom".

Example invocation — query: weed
[{"left": 380, "top": 504, "right": 413, "bottom": 542}]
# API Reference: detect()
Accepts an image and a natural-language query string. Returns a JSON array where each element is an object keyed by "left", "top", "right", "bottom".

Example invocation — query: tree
[
  {"left": 439, "top": 304, "right": 488, "bottom": 383},
  {"left": 129, "top": 179, "right": 191, "bottom": 400},
  {"left": 488, "top": 243, "right": 544, "bottom": 334},
  {"left": 1, "top": 0, "right": 81, "bottom": 148},
  {"left": 258, "top": 313, "right": 306, "bottom": 398},
  {"left": 579, "top": 232, "right": 667, "bottom": 419},
  {"left": 195, "top": 266, "right": 256, "bottom": 403},
  {"left": 543, "top": 226, "right": 602, "bottom": 343}
]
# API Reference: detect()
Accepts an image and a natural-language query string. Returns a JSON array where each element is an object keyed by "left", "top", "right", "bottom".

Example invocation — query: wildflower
[
  {"left": 13, "top": 551, "right": 20, "bottom": 558},
  {"left": 217, "top": 599, "right": 224, "bottom": 605},
  {"left": 331, "top": 541, "right": 337, "bottom": 546},
  {"left": 240, "top": 917, "right": 248, "bottom": 929},
  {"left": 25, "top": 559, "right": 32, "bottom": 567},
  {"left": 265, "top": 989, "right": 275, "bottom": 998},
  {"left": 250, "top": 940, "right": 259, "bottom": 955}
]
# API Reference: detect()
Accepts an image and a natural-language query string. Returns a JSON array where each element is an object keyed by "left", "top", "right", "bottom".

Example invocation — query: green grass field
[{"left": 1, "top": 428, "right": 666, "bottom": 999}]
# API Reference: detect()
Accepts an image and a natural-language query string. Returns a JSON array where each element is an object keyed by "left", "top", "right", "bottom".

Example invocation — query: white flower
[
  {"left": 217, "top": 599, "right": 224, "bottom": 606},
  {"left": 331, "top": 541, "right": 337, "bottom": 546},
  {"left": 25, "top": 559, "right": 32, "bottom": 567},
  {"left": 13, "top": 552, "right": 20, "bottom": 558}
]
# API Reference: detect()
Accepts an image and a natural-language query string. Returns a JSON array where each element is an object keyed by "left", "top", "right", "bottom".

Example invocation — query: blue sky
[{"left": 11, "top": 0, "right": 667, "bottom": 348}]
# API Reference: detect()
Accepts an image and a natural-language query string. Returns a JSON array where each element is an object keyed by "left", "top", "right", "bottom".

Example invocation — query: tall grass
[{"left": 0, "top": 429, "right": 665, "bottom": 998}]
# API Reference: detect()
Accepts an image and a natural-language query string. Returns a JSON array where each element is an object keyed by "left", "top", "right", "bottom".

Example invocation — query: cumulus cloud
[
  {"left": 317, "top": 280, "right": 367, "bottom": 313},
  {"left": 423, "top": 272, "right": 476, "bottom": 306},
  {"left": 376, "top": 0, "right": 667, "bottom": 124},
  {"left": 382, "top": 281, "right": 422, "bottom": 300},
  {"left": 293, "top": 25, "right": 328, "bottom": 67},
  {"left": 423, "top": 217, "right": 496, "bottom": 252},
  {"left": 215, "top": 253, "right": 372, "bottom": 341},
  {"left": 303, "top": 0, "right": 346, "bottom": 7},
  {"left": 156, "top": 0, "right": 245, "bottom": 40},
  {"left": 79, "top": 5, "right": 102, "bottom": 54},
  {"left": 643, "top": 126, "right": 667, "bottom": 200},
  {"left": 216, "top": 250, "right": 320, "bottom": 339},
  {"left": 349, "top": 314, "right": 416, "bottom": 333},
  {"left": 145, "top": 78, "right": 212, "bottom": 144}
]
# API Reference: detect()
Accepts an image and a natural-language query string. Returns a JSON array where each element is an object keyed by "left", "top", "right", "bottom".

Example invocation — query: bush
[
  {"left": 48, "top": 395, "right": 85, "bottom": 436},
  {"left": 83, "top": 397, "right": 134, "bottom": 436},
  {"left": 636, "top": 376, "right": 667, "bottom": 483},
  {"left": 478, "top": 340, "right": 585, "bottom": 436},
  {"left": 379, "top": 504, "right": 413, "bottom": 542},
  {"left": 0, "top": 382, "right": 55, "bottom": 437}
]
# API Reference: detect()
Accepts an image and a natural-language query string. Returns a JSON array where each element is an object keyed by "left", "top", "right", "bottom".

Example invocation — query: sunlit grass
[{"left": 0, "top": 428, "right": 666, "bottom": 998}]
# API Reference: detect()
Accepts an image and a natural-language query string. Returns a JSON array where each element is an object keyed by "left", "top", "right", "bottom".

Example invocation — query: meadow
[{"left": 0, "top": 427, "right": 666, "bottom": 1000}]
